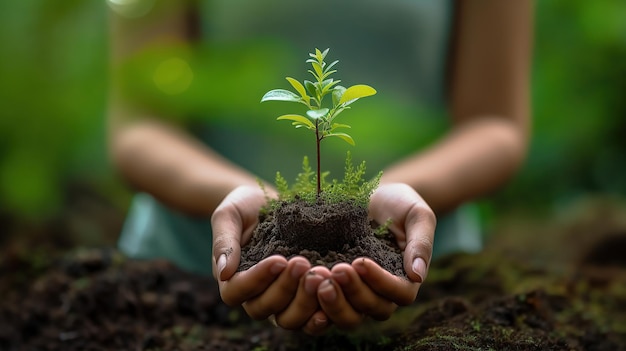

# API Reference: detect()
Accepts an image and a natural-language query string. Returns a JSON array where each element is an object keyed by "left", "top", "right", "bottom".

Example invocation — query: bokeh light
[
  {"left": 107, "top": 0, "right": 155, "bottom": 19},
  {"left": 153, "top": 57, "right": 194, "bottom": 95}
]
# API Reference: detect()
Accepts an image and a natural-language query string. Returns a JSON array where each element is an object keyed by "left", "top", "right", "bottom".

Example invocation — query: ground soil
[
  {"left": 239, "top": 198, "right": 404, "bottom": 277},
  {"left": 1, "top": 193, "right": 626, "bottom": 350}
]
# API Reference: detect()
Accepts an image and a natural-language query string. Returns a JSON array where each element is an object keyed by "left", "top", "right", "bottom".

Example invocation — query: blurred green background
[{"left": 0, "top": 1, "right": 625, "bottom": 235}]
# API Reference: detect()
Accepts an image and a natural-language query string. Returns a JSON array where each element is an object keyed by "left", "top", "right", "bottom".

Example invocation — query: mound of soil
[{"left": 239, "top": 198, "right": 404, "bottom": 276}]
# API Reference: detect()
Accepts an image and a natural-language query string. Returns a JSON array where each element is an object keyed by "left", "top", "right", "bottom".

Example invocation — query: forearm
[
  {"left": 380, "top": 117, "right": 526, "bottom": 215},
  {"left": 108, "top": 112, "right": 261, "bottom": 216},
  {"left": 389, "top": 0, "right": 533, "bottom": 215}
]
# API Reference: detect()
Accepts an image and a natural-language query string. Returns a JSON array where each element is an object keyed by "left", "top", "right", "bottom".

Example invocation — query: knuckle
[
  {"left": 243, "top": 302, "right": 272, "bottom": 321},
  {"left": 276, "top": 316, "right": 304, "bottom": 330},
  {"left": 220, "top": 290, "right": 241, "bottom": 307},
  {"left": 213, "top": 234, "right": 230, "bottom": 248},
  {"left": 210, "top": 203, "right": 228, "bottom": 223}
]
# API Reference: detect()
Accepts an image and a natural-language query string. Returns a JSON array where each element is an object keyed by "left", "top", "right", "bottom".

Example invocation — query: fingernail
[
  {"left": 319, "top": 279, "right": 337, "bottom": 302},
  {"left": 217, "top": 254, "right": 227, "bottom": 279},
  {"left": 353, "top": 260, "right": 367, "bottom": 275},
  {"left": 304, "top": 271, "right": 318, "bottom": 295},
  {"left": 332, "top": 271, "right": 349, "bottom": 285},
  {"left": 291, "top": 261, "right": 309, "bottom": 279},
  {"left": 314, "top": 316, "right": 327, "bottom": 328},
  {"left": 270, "top": 261, "right": 287, "bottom": 275},
  {"left": 412, "top": 257, "right": 427, "bottom": 283}
]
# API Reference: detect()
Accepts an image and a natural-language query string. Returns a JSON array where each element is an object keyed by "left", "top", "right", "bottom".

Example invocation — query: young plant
[
  {"left": 261, "top": 48, "right": 376, "bottom": 196},
  {"left": 269, "top": 151, "right": 381, "bottom": 208}
]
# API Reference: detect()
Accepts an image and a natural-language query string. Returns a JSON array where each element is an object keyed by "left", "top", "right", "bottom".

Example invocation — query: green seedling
[{"left": 261, "top": 48, "right": 376, "bottom": 196}]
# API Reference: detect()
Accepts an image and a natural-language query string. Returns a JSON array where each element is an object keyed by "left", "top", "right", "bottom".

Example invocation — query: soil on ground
[{"left": 1, "top": 194, "right": 626, "bottom": 350}]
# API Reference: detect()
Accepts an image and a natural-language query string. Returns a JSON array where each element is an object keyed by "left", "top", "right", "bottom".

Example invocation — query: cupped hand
[
  {"left": 368, "top": 183, "right": 436, "bottom": 284},
  {"left": 211, "top": 185, "right": 330, "bottom": 333},
  {"left": 318, "top": 183, "right": 436, "bottom": 329}
]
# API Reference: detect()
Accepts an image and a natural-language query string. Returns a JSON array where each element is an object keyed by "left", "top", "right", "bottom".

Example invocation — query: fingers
[
  {"left": 318, "top": 278, "right": 365, "bottom": 330},
  {"left": 352, "top": 258, "right": 420, "bottom": 306},
  {"left": 217, "top": 255, "right": 287, "bottom": 306},
  {"left": 276, "top": 266, "right": 331, "bottom": 330},
  {"left": 243, "top": 257, "right": 311, "bottom": 320},
  {"left": 330, "top": 264, "right": 397, "bottom": 321},
  {"left": 302, "top": 310, "right": 331, "bottom": 336},
  {"left": 369, "top": 183, "right": 436, "bottom": 283},
  {"left": 211, "top": 185, "right": 268, "bottom": 281},
  {"left": 402, "top": 203, "right": 436, "bottom": 283}
]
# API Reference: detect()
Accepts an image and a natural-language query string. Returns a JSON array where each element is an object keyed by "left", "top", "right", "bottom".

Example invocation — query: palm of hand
[{"left": 212, "top": 183, "right": 435, "bottom": 334}]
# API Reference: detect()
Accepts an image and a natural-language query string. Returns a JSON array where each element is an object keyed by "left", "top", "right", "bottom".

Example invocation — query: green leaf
[
  {"left": 306, "top": 108, "right": 329, "bottom": 119},
  {"left": 315, "top": 48, "right": 323, "bottom": 60},
  {"left": 331, "top": 123, "right": 351, "bottom": 131},
  {"left": 311, "top": 62, "right": 324, "bottom": 79},
  {"left": 320, "top": 48, "right": 329, "bottom": 59},
  {"left": 286, "top": 77, "right": 308, "bottom": 99},
  {"left": 332, "top": 85, "right": 346, "bottom": 106},
  {"left": 277, "top": 114, "right": 315, "bottom": 129},
  {"left": 332, "top": 106, "right": 349, "bottom": 119},
  {"left": 304, "top": 80, "right": 317, "bottom": 98},
  {"left": 338, "top": 84, "right": 377, "bottom": 105},
  {"left": 324, "top": 60, "right": 339, "bottom": 74},
  {"left": 322, "top": 70, "right": 337, "bottom": 80},
  {"left": 326, "top": 132, "right": 355, "bottom": 145},
  {"left": 261, "top": 89, "right": 301, "bottom": 102},
  {"left": 321, "top": 79, "right": 341, "bottom": 95}
]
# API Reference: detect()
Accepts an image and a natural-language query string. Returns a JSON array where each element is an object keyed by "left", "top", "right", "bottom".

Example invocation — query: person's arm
[
  {"left": 322, "top": 0, "right": 534, "bottom": 328},
  {"left": 108, "top": 1, "right": 329, "bottom": 334},
  {"left": 380, "top": 0, "right": 533, "bottom": 215},
  {"left": 108, "top": 1, "right": 260, "bottom": 216}
]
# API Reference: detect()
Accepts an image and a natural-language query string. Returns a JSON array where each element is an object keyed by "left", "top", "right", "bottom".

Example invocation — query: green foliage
[
  {"left": 274, "top": 172, "right": 290, "bottom": 200},
  {"left": 2, "top": 1, "right": 625, "bottom": 223},
  {"left": 374, "top": 218, "right": 393, "bottom": 238},
  {"left": 493, "top": 0, "right": 626, "bottom": 211},
  {"left": 270, "top": 152, "right": 380, "bottom": 208},
  {"left": 261, "top": 48, "right": 376, "bottom": 146},
  {"left": 292, "top": 156, "right": 315, "bottom": 196},
  {"left": 324, "top": 152, "right": 382, "bottom": 207},
  {"left": 261, "top": 48, "right": 377, "bottom": 196},
  {"left": 0, "top": 1, "right": 115, "bottom": 218}
]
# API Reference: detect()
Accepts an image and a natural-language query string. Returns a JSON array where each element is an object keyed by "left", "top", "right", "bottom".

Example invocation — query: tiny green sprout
[
  {"left": 374, "top": 218, "right": 393, "bottom": 238},
  {"left": 261, "top": 48, "right": 376, "bottom": 196}
]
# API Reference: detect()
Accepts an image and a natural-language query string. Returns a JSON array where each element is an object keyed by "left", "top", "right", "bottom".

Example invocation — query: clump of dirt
[
  {"left": 274, "top": 199, "right": 369, "bottom": 254},
  {"left": 239, "top": 198, "right": 404, "bottom": 276}
]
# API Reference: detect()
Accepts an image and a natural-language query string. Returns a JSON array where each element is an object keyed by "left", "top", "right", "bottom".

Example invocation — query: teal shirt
[{"left": 119, "top": 0, "right": 482, "bottom": 275}]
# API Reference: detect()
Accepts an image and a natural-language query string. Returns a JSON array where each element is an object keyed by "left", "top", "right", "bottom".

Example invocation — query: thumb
[
  {"left": 211, "top": 205, "right": 243, "bottom": 281},
  {"left": 403, "top": 205, "right": 436, "bottom": 283},
  {"left": 210, "top": 185, "right": 268, "bottom": 280}
]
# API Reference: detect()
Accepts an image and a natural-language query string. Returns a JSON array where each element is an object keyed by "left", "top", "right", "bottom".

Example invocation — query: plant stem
[{"left": 315, "top": 119, "right": 321, "bottom": 197}]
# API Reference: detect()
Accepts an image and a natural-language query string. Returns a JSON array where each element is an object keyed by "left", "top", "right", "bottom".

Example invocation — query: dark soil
[
  {"left": 1, "top": 195, "right": 626, "bottom": 350},
  {"left": 239, "top": 198, "right": 404, "bottom": 277}
]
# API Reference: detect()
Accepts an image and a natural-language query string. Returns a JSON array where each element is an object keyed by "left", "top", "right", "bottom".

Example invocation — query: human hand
[
  {"left": 317, "top": 183, "right": 436, "bottom": 329},
  {"left": 211, "top": 185, "right": 331, "bottom": 333}
]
